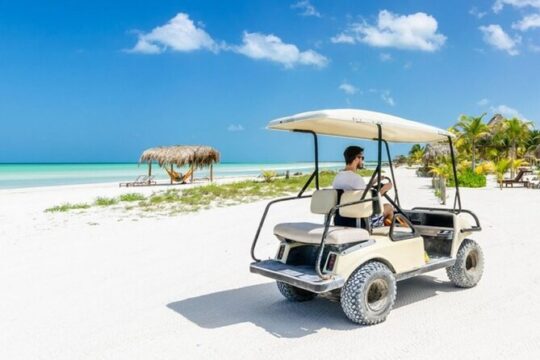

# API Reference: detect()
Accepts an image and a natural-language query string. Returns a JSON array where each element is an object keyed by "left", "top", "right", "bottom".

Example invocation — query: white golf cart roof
[{"left": 268, "top": 109, "right": 453, "bottom": 143}]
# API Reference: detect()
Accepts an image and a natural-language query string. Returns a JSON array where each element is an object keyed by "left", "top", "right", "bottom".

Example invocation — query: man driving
[{"left": 333, "top": 145, "right": 394, "bottom": 228}]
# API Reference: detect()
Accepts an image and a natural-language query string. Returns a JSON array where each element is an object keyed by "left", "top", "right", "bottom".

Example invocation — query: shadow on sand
[{"left": 167, "top": 275, "right": 461, "bottom": 338}]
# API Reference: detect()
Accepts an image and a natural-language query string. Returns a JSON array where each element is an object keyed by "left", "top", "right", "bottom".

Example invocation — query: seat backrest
[
  {"left": 339, "top": 190, "right": 374, "bottom": 218},
  {"left": 310, "top": 189, "right": 338, "bottom": 214}
]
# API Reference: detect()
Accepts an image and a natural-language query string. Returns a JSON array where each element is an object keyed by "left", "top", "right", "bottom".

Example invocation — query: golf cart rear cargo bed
[{"left": 250, "top": 260, "right": 344, "bottom": 293}]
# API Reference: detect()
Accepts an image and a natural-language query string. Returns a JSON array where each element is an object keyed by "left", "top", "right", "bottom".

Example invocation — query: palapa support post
[
  {"left": 190, "top": 164, "right": 194, "bottom": 183},
  {"left": 148, "top": 162, "right": 152, "bottom": 177},
  {"left": 210, "top": 164, "right": 213, "bottom": 182},
  {"left": 170, "top": 164, "right": 173, "bottom": 185}
]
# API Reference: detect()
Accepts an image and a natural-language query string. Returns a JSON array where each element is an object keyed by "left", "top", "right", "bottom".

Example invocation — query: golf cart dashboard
[{"left": 403, "top": 210, "right": 455, "bottom": 240}]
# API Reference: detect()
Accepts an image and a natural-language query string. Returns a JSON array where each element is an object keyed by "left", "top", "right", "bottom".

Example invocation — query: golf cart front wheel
[
  {"left": 276, "top": 281, "right": 317, "bottom": 302},
  {"left": 446, "top": 239, "right": 484, "bottom": 288},
  {"left": 340, "top": 261, "right": 397, "bottom": 325}
]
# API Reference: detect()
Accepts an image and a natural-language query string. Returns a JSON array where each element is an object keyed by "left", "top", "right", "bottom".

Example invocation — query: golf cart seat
[{"left": 273, "top": 189, "right": 373, "bottom": 245}]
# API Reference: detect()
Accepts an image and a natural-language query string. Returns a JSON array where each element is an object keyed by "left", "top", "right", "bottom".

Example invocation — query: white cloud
[
  {"left": 291, "top": 0, "right": 321, "bottom": 17},
  {"left": 339, "top": 82, "right": 358, "bottom": 95},
  {"left": 493, "top": 0, "right": 540, "bottom": 13},
  {"left": 129, "top": 13, "right": 218, "bottom": 54},
  {"left": 331, "top": 33, "right": 356, "bottom": 44},
  {"left": 234, "top": 32, "right": 328, "bottom": 68},
  {"left": 332, "top": 10, "right": 446, "bottom": 52},
  {"left": 379, "top": 53, "right": 392, "bottom": 61},
  {"left": 469, "top": 7, "right": 487, "bottom": 19},
  {"left": 381, "top": 91, "right": 395, "bottom": 106},
  {"left": 512, "top": 13, "right": 540, "bottom": 31},
  {"left": 479, "top": 24, "right": 521, "bottom": 55},
  {"left": 227, "top": 124, "right": 245, "bottom": 132},
  {"left": 490, "top": 104, "right": 529, "bottom": 120},
  {"left": 477, "top": 98, "right": 490, "bottom": 106}
]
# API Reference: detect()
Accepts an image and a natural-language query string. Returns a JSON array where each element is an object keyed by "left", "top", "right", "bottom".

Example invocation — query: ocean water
[{"left": 0, "top": 162, "right": 379, "bottom": 189}]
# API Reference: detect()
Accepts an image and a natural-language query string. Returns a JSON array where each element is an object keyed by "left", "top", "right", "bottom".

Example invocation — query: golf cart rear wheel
[
  {"left": 276, "top": 281, "right": 317, "bottom": 302},
  {"left": 446, "top": 239, "right": 484, "bottom": 288},
  {"left": 341, "top": 261, "right": 396, "bottom": 325}
]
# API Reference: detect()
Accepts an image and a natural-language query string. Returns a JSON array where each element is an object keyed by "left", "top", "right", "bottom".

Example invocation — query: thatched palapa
[
  {"left": 140, "top": 145, "right": 220, "bottom": 168},
  {"left": 139, "top": 145, "right": 220, "bottom": 183},
  {"left": 423, "top": 142, "right": 452, "bottom": 164}
]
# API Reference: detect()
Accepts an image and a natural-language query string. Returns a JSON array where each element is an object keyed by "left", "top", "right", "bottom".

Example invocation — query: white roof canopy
[{"left": 267, "top": 109, "right": 453, "bottom": 143}]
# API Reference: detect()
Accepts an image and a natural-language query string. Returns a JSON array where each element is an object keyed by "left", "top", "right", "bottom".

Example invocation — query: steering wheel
[{"left": 372, "top": 176, "right": 392, "bottom": 190}]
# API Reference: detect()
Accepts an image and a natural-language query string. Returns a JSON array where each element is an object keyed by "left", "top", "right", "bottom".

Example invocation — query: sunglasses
[{"left": 357, "top": 155, "right": 365, "bottom": 160}]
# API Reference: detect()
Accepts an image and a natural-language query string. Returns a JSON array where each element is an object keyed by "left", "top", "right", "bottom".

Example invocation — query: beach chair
[
  {"left": 136, "top": 175, "right": 156, "bottom": 186},
  {"left": 501, "top": 168, "right": 532, "bottom": 188},
  {"left": 119, "top": 175, "right": 147, "bottom": 187}
]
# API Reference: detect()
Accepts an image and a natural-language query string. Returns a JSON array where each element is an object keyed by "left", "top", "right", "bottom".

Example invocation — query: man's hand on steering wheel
[{"left": 373, "top": 176, "right": 392, "bottom": 189}]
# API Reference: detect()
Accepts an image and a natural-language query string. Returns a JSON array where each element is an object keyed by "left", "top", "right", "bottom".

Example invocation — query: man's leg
[{"left": 382, "top": 204, "right": 394, "bottom": 226}]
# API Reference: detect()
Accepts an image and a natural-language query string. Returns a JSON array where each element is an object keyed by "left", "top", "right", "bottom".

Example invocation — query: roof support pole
[
  {"left": 293, "top": 130, "right": 319, "bottom": 193},
  {"left": 377, "top": 125, "right": 382, "bottom": 192},
  {"left": 148, "top": 162, "right": 152, "bottom": 177},
  {"left": 448, "top": 136, "right": 462, "bottom": 211},
  {"left": 382, "top": 139, "right": 400, "bottom": 207}
]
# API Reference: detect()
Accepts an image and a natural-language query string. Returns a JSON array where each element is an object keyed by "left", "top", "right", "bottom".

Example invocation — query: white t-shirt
[{"left": 332, "top": 170, "right": 366, "bottom": 190}]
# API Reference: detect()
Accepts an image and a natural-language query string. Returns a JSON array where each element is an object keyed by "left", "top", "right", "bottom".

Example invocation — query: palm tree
[
  {"left": 503, "top": 118, "right": 531, "bottom": 176},
  {"left": 455, "top": 114, "right": 489, "bottom": 170},
  {"left": 408, "top": 144, "right": 425, "bottom": 165},
  {"left": 526, "top": 129, "right": 540, "bottom": 153},
  {"left": 495, "top": 158, "right": 512, "bottom": 190}
]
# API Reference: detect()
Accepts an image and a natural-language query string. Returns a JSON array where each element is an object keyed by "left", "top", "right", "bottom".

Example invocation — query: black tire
[
  {"left": 276, "top": 281, "right": 317, "bottom": 302},
  {"left": 446, "top": 239, "right": 484, "bottom": 288},
  {"left": 340, "top": 261, "right": 397, "bottom": 325}
]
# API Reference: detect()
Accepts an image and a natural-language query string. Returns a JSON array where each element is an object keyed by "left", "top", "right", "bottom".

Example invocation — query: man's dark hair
[{"left": 344, "top": 146, "right": 364, "bottom": 164}]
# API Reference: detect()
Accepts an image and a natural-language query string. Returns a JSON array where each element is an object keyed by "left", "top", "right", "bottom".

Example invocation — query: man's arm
[{"left": 379, "top": 176, "right": 393, "bottom": 195}]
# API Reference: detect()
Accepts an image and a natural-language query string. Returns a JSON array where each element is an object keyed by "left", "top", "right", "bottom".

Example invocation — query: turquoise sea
[{"left": 0, "top": 162, "right": 378, "bottom": 189}]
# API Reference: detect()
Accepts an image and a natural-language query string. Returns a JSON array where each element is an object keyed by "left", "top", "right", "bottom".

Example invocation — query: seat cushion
[{"left": 274, "top": 222, "right": 370, "bottom": 245}]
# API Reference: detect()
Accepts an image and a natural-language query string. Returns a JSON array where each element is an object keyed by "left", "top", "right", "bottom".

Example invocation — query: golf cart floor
[{"left": 250, "top": 260, "right": 344, "bottom": 293}]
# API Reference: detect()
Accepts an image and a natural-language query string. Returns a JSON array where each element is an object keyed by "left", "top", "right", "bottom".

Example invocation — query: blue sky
[{"left": 0, "top": 0, "right": 539, "bottom": 163}]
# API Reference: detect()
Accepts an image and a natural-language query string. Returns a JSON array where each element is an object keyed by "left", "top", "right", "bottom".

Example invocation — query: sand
[{"left": 1, "top": 168, "right": 540, "bottom": 359}]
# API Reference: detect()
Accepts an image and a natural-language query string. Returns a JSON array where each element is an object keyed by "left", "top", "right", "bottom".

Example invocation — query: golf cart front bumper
[{"left": 250, "top": 260, "right": 344, "bottom": 293}]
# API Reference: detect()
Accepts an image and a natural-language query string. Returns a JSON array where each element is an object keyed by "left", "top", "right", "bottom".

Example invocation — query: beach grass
[
  {"left": 44, "top": 169, "right": 376, "bottom": 214},
  {"left": 94, "top": 197, "right": 119, "bottom": 206},
  {"left": 119, "top": 193, "right": 146, "bottom": 202},
  {"left": 45, "top": 203, "right": 91, "bottom": 212}
]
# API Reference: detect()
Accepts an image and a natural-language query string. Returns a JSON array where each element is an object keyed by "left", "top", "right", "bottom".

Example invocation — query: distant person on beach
[{"left": 332, "top": 145, "right": 393, "bottom": 227}]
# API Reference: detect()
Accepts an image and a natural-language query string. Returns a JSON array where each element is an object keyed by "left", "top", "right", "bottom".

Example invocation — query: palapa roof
[
  {"left": 487, "top": 114, "right": 505, "bottom": 128},
  {"left": 423, "top": 142, "right": 452, "bottom": 163},
  {"left": 268, "top": 109, "right": 453, "bottom": 143},
  {"left": 139, "top": 145, "right": 220, "bottom": 168}
]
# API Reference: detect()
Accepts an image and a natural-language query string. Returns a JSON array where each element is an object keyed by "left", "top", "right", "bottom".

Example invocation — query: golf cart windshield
[{"left": 268, "top": 109, "right": 453, "bottom": 143}]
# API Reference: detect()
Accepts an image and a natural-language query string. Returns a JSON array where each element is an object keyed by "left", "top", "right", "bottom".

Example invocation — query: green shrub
[
  {"left": 94, "top": 197, "right": 118, "bottom": 206},
  {"left": 119, "top": 193, "right": 146, "bottom": 202},
  {"left": 448, "top": 169, "right": 486, "bottom": 188},
  {"left": 261, "top": 170, "right": 277, "bottom": 182}
]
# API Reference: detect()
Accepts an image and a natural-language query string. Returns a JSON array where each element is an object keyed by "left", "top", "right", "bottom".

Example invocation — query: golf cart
[{"left": 249, "top": 109, "right": 484, "bottom": 325}]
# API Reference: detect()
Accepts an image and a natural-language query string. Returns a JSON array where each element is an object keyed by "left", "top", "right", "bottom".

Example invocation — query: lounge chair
[
  {"left": 501, "top": 168, "right": 532, "bottom": 188},
  {"left": 119, "top": 175, "right": 156, "bottom": 187},
  {"left": 119, "top": 175, "right": 147, "bottom": 187}
]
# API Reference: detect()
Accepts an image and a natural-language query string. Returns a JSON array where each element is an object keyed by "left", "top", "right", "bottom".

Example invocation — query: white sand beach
[{"left": 1, "top": 167, "right": 540, "bottom": 359}]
